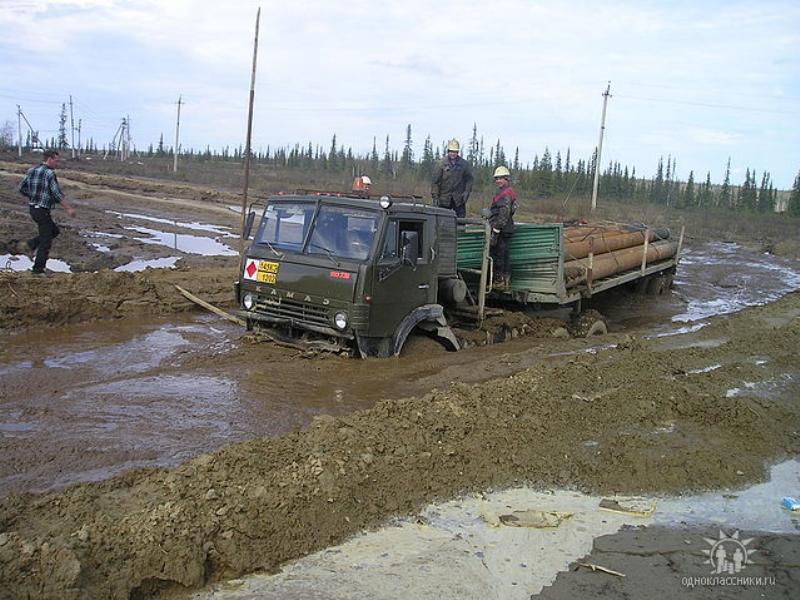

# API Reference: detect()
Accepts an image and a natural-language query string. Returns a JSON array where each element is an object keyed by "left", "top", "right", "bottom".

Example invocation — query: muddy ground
[
  {"left": 1, "top": 291, "right": 799, "bottom": 598},
  {"left": 0, "top": 163, "right": 799, "bottom": 599},
  {"left": 535, "top": 525, "right": 800, "bottom": 599}
]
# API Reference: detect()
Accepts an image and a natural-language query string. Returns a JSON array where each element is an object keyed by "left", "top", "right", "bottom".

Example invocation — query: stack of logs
[{"left": 563, "top": 223, "right": 677, "bottom": 288}]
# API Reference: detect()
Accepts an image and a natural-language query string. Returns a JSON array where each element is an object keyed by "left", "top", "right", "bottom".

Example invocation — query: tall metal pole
[
  {"left": 173, "top": 95, "right": 183, "bottom": 173},
  {"left": 69, "top": 95, "right": 76, "bottom": 159},
  {"left": 590, "top": 81, "right": 612, "bottom": 212},
  {"left": 17, "top": 105, "right": 22, "bottom": 158},
  {"left": 240, "top": 6, "right": 261, "bottom": 255},
  {"left": 77, "top": 119, "right": 82, "bottom": 158}
]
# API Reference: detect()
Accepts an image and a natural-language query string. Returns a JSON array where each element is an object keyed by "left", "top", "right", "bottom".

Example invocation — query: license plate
[
  {"left": 259, "top": 261, "right": 279, "bottom": 274},
  {"left": 256, "top": 272, "right": 277, "bottom": 284}
]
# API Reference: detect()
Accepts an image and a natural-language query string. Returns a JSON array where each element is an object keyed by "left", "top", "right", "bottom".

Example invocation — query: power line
[{"left": 614, "top": 93, "right": 800, "bottom": 117}]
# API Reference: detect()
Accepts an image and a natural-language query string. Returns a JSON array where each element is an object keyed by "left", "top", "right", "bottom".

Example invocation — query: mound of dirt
[
  {"left": 1, "top": 293, "right": 799, "bottom": 599},
  {"left": 0, "top": 267, "right": 237, "bottom": 331}
]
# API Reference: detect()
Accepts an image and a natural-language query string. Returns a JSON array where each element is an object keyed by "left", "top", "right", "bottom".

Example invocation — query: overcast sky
[{"left": 1, "top": 0, "right": 799, "bottom": 187}]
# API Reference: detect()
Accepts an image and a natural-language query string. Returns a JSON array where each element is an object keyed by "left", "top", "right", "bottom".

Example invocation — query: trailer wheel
[
  {"left": 572, "top": 310, "right": 608, "bottom": 338},
  {"left": 647, "top": 275, "right": 666, "bottom": 295}
]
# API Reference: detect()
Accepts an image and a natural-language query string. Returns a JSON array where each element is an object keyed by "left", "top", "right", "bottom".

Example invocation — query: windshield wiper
[
  {"left": 307, "top": 242, "right": 340, "bottom": 267},
  {"left": 263, "top": 239, "right": 284, "bottom": 258}
]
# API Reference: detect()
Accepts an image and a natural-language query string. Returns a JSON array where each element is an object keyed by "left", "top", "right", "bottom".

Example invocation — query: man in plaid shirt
[{"left": 16, "top": 150, "right": 76, "bottom": 274}]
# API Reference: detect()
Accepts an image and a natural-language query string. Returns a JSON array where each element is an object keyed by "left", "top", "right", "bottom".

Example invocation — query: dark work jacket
[
  {"left": 490, "top": 185, "right": 516, "bottom": 235},
  {"left": 431, "top": 156, "right": 474, "bottom": 207}
]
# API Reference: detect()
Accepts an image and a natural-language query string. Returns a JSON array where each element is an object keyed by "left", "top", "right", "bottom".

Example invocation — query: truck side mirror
[
  {"left": 401, "top": 231, "right": 419, "bottom": 266},
  {"left": 244, "top": 211, "right": 256, "bottom": 239}
]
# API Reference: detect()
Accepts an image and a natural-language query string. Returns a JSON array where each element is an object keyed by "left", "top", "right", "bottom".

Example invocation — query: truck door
[{"left": 370, "top": 216, "right": 436, "bottom": 337}]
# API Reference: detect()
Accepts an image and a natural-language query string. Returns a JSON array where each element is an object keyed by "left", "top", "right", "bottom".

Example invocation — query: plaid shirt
[{"left": 18, "top": 164, "right": 63, "bottom": 209}]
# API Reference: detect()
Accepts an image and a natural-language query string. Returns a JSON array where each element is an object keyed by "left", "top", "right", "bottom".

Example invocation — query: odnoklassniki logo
[{"left": 702, "top": 530, "right": 756, "bottom": 574}]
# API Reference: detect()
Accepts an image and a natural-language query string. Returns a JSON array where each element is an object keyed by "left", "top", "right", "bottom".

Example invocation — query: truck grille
[{"left": 254, "top": 297, "right": 330, "bottom": 327}]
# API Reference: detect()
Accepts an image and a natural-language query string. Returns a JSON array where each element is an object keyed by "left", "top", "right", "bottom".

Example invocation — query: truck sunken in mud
[{"left": 235, "top": 193, "right": 681, "bottom": 357}]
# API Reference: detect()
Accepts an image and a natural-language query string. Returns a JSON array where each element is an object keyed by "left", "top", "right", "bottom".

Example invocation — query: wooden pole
[
  {"left": 590, "top": 82, "right": 611, "bottom": 213},
  {"left": 240, "top": 7, "right": 261, "bottom": 256},
  {"left": 173, "top": 95, "right": 182, "bottom": 173}
]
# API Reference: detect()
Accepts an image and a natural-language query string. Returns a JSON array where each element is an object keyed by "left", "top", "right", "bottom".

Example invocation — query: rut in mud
[{"left": 1, "top": 293, "right": 798, "bottom": 599}]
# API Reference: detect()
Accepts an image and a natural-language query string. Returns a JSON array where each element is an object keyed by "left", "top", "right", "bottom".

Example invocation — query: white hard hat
[
  {"left": 493, "top": 166, "right": 510, "bottom": 179},
  {"left": 361, "top": 175, "right": 372, "bottom": 185},
  {"left": 446, "top": 139, "right": 460, "bottom": 152}
]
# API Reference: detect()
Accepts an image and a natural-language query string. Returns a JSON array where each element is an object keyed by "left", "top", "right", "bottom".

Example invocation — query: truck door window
[{"left": 381, "top": 220, "right": 424, "bottom": 262}]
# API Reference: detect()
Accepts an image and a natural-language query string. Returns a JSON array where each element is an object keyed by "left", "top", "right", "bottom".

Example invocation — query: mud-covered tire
[
  {"left": 647, "top": 275, "right": 666, "bottom": 295},
  {"left": 663, "top": 272, "right": 674, "bottom": 290},
  {"left": 572, "top": 310, "right": 608, "bottom": 338}
]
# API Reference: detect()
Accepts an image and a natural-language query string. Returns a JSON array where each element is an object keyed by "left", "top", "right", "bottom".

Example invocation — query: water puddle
[
  {"left": 672, "top": 241, "right": 800, "bottom": 323},
  {"left": 114, "top": 257, "right": 180, "bottom": 272},
  {"left": 0, "top": 254, "right": 72, "bottom": 273},
  {"left": 108, "top": 210, "right": 236, "bottom": 237},
  {"left": 191, "top": 459, "right": 800, "bottom": 599},
  {"left": 125, "top": 225, "right": 237, "bottom": 256}
]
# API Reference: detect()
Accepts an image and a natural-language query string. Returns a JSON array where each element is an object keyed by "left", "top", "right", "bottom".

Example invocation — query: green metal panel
[{"left": 457, "top": 223, "right": 564, "bottom": 295}]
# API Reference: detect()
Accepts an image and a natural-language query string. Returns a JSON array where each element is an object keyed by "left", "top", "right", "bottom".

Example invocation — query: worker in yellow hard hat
[
  {"left": 489, "top": 165, "right": 516, "bottom": 290},
  {"left": 431, "top": 138, "right": 473, "bottom": 218}
]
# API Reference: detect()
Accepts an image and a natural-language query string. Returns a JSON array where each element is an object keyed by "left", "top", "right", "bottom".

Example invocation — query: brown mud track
[
  {"left": 1, "top": 292, "right": 799, "bottom": 599},
  {"left": 0, "top": 268, "right": 236, "bottom": 331}
]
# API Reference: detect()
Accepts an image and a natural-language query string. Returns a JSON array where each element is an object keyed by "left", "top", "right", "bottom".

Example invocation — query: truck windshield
[
  {"left": 307, "top": 205, "right": 380, "bottom": 261},
  {"left": 254, "top": 202, "right": 315, "bottom": 252}
]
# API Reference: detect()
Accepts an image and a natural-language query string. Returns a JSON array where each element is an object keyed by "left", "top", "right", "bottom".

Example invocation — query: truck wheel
[
  {"left": 572, "top": 310, "right": 608, "bottom": 338},
  {"left": 647, "top": 275, "right": 666, "bottom": 295},
  {"left": 399, "top": 331, "right": 448, "bottom": 356}
]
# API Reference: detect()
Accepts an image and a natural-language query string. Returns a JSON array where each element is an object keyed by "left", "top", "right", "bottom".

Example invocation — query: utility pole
[
  {"left": 69, "top": 95, "right": 76, "bottom": 159},
  {"left": 17, "top": 105, "right": 22, "bottom": 158},
  {"left": 77, "top": 119, "right": 82, "bottom": 157},
  {"left": 590, "top": 81, "right": 612, "bottom": 212},
  {"left": 240, "top": 6, "right": 261, "bottom": 255},
  {"left": 173, "top": 95, "right": 183, "bottom": 173}
]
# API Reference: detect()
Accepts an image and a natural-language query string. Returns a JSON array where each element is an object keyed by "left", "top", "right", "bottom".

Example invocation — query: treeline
[{"left": 14, "top": 121, "right": 800, "bottom": 216}]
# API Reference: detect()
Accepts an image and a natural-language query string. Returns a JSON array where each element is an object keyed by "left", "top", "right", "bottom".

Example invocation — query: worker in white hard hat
[
  {"left": 361, "top": 175, "right": 372, "bottom": 193},
  {"left": 489, "top": 165, "right": 516, "bottom": 290},
  {"left": 431, "top": 138, "right": 473, "bottom": 218}
]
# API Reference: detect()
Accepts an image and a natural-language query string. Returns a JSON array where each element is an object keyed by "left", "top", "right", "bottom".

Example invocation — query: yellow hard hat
[
  {"left": 446, "top": 139, "right": 460, "bottom": 152},
  {"left": 493, "top": 166, "right": 510, "bottom": 179}
]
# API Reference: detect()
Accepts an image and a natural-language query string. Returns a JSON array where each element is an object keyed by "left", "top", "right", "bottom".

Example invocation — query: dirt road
[{"left": 1, "top": 290, "right": 799, "bottom": 598}]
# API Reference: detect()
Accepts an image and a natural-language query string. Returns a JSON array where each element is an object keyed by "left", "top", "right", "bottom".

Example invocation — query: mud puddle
[
  {"left": 192, "top": 459, "right": 800, "bottom": 599},
  {"left": 0, "top": 254, "right": 72, "bottom": 273},
  {"left": 591, "top": 240, "right": 800, "bottom": 335},
  {"left": 2, "top": 240, "right": 800, "bottom": 497}
]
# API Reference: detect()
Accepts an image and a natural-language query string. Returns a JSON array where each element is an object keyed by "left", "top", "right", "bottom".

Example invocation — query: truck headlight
[
  {"left": 243, "top": 293, "right": 255, "bottom": 310},
  {"left": 333, "top": 311, "right": 348, "bottom": 330}
]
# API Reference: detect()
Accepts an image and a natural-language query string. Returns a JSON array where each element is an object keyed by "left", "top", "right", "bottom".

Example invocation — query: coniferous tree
[
  {"left": 58, "top": 103, "right": 68, "bottom": 150},
  {"left": 370, "top": 137, "right": 380, "bottom": 172},
  {"left": 720, "top": 158, "right": 732, "bottom": 208},
  {"left": 788, "top": 169, "right": 800, "bottom": 216},
  {"left": 757, "top": 171, "right": 773, "bottom": 213},
  {"left": 467, "top": 123, "right": 479, "bottom": 166},
  {"left": 382, "top": 134, "right": 392, "bottom": 175},
  {"left": 401, "top": 124, "right": 413, "bottom": 167}
]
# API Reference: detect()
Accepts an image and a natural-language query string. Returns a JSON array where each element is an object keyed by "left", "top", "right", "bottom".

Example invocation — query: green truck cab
[{"left": 235, "top": 194, "right": 465, "bottom": 357}]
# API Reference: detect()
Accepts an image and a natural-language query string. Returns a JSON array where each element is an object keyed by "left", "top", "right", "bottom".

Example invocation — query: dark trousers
[
  {"left": 28, "top": 206, "right": 60, "bottom": 273},
  {"left": 492, "top": 233, "right": 512, "bottom": 278},
  {"left": 439, "top": 198, "right": 466, "bottom": 218}
]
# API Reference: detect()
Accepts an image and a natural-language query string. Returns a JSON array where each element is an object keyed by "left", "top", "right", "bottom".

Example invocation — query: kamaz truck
[{"left": 235, "top": 192, "right": 681, "bottom": 357}]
